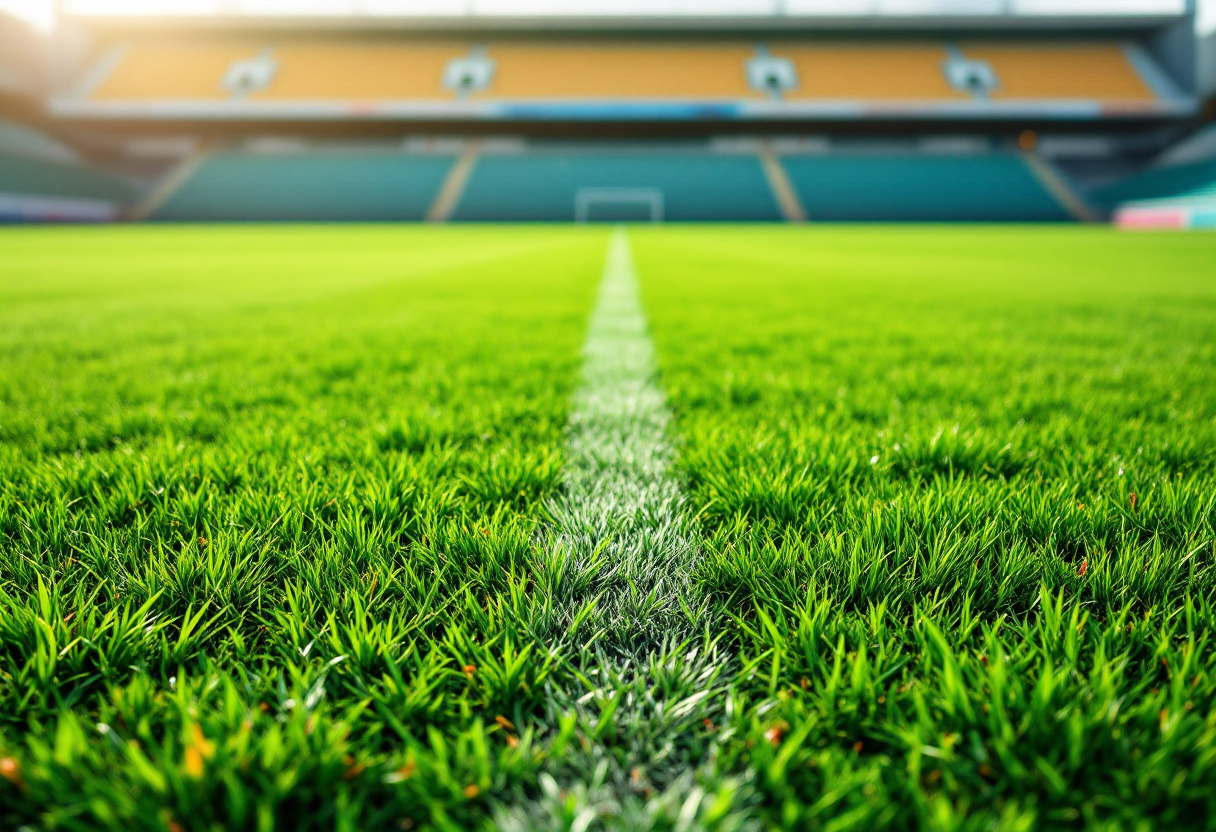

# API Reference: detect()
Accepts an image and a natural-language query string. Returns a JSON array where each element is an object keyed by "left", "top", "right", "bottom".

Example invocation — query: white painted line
[{"left": 545, "top": 228, "right": 705, "bottom": 658}]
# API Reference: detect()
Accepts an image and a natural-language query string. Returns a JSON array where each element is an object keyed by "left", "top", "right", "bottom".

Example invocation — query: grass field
[{"left": 1, "top": 225, "right": 1214, "bottom": 831}]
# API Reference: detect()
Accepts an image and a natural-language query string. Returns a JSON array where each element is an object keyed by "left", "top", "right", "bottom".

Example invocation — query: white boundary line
[{"left": 545, "top": 228, "right": 704, "bottom": 658}]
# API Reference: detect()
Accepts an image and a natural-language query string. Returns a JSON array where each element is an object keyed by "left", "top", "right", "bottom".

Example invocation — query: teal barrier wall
[
  {"left": 143, "top": 148, "right": 1089, "bottom": 223},
  {"left": 1091, "top": 159, "right": 1216, "bottom": 209},
  {"left": 781, "top": 154, "right": 1070, "bottom": 222},
  {"left": 0, "top": 152, "right": 138, "bottom": 204},
  {"left": 154, "top": 152, "right": 456, "bottom": 222}
]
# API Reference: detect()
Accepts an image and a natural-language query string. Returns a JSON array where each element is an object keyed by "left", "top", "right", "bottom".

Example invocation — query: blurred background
[{"left": 0, "top": 0, "right": 1213, "bottom": 226}]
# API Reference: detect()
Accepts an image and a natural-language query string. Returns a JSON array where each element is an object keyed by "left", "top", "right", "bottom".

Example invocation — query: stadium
[
  {"left": 0, "top": 0, "right": 1213, "bottom": 223},
  {"left": 1, "top": 1, "right": 1215, "bottom": 830}
]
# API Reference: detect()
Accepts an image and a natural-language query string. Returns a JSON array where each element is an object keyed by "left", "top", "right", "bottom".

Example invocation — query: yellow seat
[
  {"left": 251, "top": 42, "right": 469, "bottom": 101},
  {"left": 90, "top": 41, "right": 263, "bottom": 100},
  {"left": 85, "top": 38, "right": 1159, "bottom": 105},
  {"left": 773, "top": 45, "right": 966, "bottom": 101},
  {"left": 962, "top": 44, "right": 1155, "bottom": 100},
  {"left": 481, "top": 43, "right": 759, "bottom": 100}
]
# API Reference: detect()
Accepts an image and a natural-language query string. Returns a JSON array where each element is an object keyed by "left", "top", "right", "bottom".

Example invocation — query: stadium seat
[
  {"left": 1089, "top": 158, "right": 1216, "bottom": 209},
  {"left": 78, "top": 38, "right": 1167, "bottom": 109},
  {"left": 247, "top": 42, "right": 469, "bottom": 101},
  {"left": 151, "top": 151, "right": 457, "bottom": 221},
  {"left": 452, "top": 150, "right": 781, "bottom": 222},
  {"left": 479, "top": 43, "right": 758, "bottom": 100},
  {"left": 779, "top": 153, "right": 1071, "bottom": 221},
  {"left": 0, "top": 151, "right": 137, "bottom": 204},
  {"left": 90, "top": 41, "right": 266, "bottom": 100},
  {"left": 0, "top": 120, "right": 79, "bottom": 164},
  {"left": 959, "top": 45, "right": 1154, "bottom": 101},
  {"left": 772, "top": 45, "right": 966, "bottom": 100}
]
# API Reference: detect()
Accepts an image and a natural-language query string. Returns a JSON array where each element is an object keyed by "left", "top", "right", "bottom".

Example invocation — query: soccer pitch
[{"left": 1, "top": 224, "right": 1214, "bottom": 830}]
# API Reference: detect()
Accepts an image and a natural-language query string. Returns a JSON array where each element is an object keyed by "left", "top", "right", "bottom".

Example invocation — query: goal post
[{"left": 575, "top": 188, "right": 665, "bottom": 223}]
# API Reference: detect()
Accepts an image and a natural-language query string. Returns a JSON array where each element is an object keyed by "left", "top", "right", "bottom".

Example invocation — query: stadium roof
[
  {"left": 57, "top": 0, "right": 1190, "bottom": 17},
  {"left": 1, "top": 0, "right": 1205, "bottom": 32}
]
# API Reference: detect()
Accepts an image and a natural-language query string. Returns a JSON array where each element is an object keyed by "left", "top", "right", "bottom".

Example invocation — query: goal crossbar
[{"left": 575, "top": 188, "right": 665, "bottom": 223}]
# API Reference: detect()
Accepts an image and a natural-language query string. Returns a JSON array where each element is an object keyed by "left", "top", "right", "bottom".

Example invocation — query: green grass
[
  {"left": 634, "top": 226, "right": 1216, "bottom": 830},
  {"left": 1, "top": 224, "right": 1215, "bottom": 831},
  {"left": 0, "top": 225, "right": 609, "bottom": 830}
]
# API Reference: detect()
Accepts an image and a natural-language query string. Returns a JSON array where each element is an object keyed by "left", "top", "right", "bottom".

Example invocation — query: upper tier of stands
[
  {"left": 91, "top": 41, "right": 469, "bottom": 102},
  {"left": 961, "top": 45, "right": 1155, "bottom": 101},
  {"left": 89, "top": 42, "right": 265, "bottom": 101},
  {"left": 776, "top": 45, "right": 963, "bottom": 101},
  {"left": 464, "top": 44, "right": 757, "bottom": 101},
  {"left": 61, "top": 37, "right": 1185, "bottom": 120}
]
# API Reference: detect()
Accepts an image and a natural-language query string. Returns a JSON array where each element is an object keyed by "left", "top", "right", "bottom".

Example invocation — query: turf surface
[
  {"left": 1, "top": 225, "right": 1214, "bottom": 831},
  {"left": 634, "top": 226, "right": 1216, "bottom": 830}
]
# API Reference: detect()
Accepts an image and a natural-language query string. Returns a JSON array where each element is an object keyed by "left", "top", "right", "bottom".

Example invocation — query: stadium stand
[
  {"left": 1153, "top": 124, "right": 1216, "bottom": 168},
  {"left": 1103, "top": 156, "right": 1216, "bottom": 229},
  {"left": 0, "top": 119, "right": 77, "bottom": 162},
  {"left": 130, "top": 140, "right": 1093, "bottom": 224},
  {"left": 0, "top": 120, "right": 138, "bottom": 221},
  {"left": 1092, "top": 123, "right": 1216, "bottom": 224},
  {"left": 150, "top": 149, "right": 456, "bottom": 221},
  {"left": 244, "top": 43, "right": 468, "bottom": 102},
  {"left": 1093, "top": 157, "right": 1216, "bottom": 207},
  {"left": 773, "top": 45, "right": 964, "bottom": 101},
  {"left": 452, "top": 148, "right": 781, "bottom": 222},
  {"left": 0, "top": 151, "right": 134, "bottom": 202},
  {"left": 779, "top": 152, "right": 1072, "bottom": 222},
  {"left": 60, "top": 37, "right": 1187, "bottom": 121},
  {"left": 1, "top": 2, "right": 1204, "bottom": 224},
  {"left": 474, "top": 43, "right": 758, "bottom": 100},
  {"left": 960, "top": 44, "right": 1156, "bottom": 101},
  {"left": 89, "top": 42, "right": 267, "bottom": 101}
]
